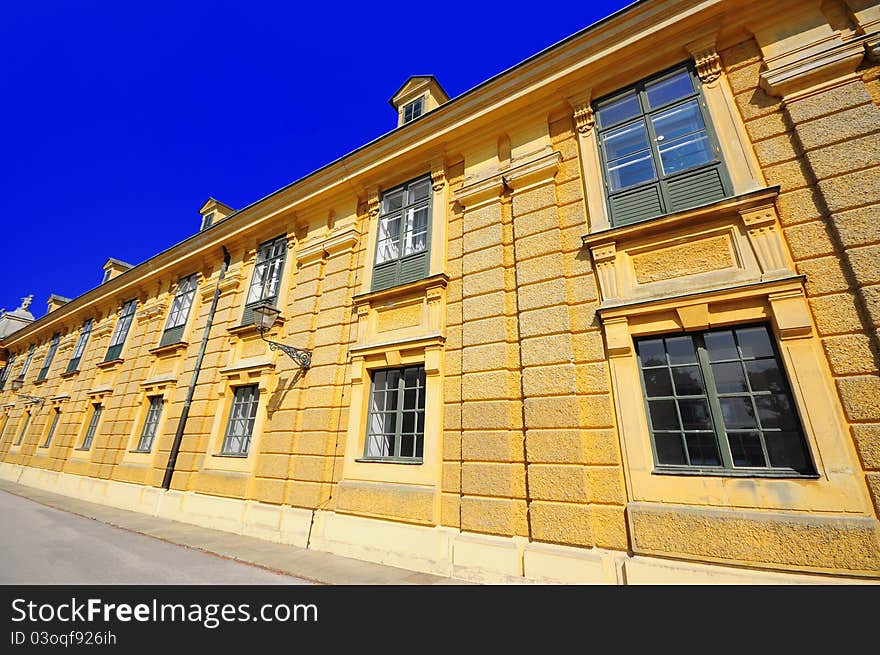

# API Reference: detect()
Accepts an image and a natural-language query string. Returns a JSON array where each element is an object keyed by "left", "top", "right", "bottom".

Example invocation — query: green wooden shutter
[
  {"left": 105, "top": 344, "right": 123, "bottom": 361},
  {"left": 609, "top": 184, "right": 664, "bottom": 225},
  {"left": 665, "top": 165, "right": 725, "bottom": 213},
  {"left": 371, "top": 261, "right": 400, "bottom": 292},
  {"left": 399, "top": 251, "right": 429, "bottom": 285},
  {"left": 159, "top": 325, "right": 186, "bottom": 347}
]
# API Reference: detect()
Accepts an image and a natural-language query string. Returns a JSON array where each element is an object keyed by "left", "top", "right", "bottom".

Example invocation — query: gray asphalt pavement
[{"left": 0, "top": 490, "right": 311, "bottom": 585}]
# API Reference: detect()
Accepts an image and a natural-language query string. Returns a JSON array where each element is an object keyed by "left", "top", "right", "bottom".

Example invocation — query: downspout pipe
[{"left": 162, "top": 245, "right": 230, "bottom": 490}]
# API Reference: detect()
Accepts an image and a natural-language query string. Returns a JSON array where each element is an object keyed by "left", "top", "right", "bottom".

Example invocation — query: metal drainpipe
[{"left": 162, "top": 246, "right": 230, "bottom": 490}]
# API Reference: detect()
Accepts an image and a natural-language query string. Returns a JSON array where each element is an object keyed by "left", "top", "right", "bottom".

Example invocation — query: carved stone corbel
[
  {"left": 686, "top": 34, "right": 722, "bottom": 85},
  {"left": 430, "top": 158, "right": 446, "bottom": 191},
  {"left": 573, "top": 102, "right": 595, "bottom": 134},
  {"left": 739, "top": 204, "right": 790, "bottom": 275},
  {"left": 590, "top": 242, "right": 619, "bottom": 301}
]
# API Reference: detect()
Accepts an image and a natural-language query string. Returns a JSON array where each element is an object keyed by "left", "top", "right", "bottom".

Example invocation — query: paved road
[{"left": 0, "top": 491, "right": 311, "bottom": 584}]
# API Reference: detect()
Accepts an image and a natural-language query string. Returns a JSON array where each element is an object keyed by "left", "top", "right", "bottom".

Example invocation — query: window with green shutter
[
  {"left": 242, "top": 236, "right": 287, "bottom": 325},
  {"left": 635, "top": 324, "right": 814, "bottom": 476},
  {"left": 135, "top": 396, "right": 164, "bottom": 452},
  {"left": 221, "top": 385, "right": 260, "bottom": 456},
  {"left": 372, "top": 176, "right": 432, "bottom": 292},
  {"left": 67, "top": 319, "right": 93, "bottom": 373},
  {"left": 159, "top": 274, "right": 197, "bottom": 347},
  {"left": 595, "top": 64, "right": 731, "bottom": 226},
  {"left": 81, "top": 403, "right": 103, "bottom": 450},
  {"left": 105, "top": 300, "right": 137, "bottom": 362},
  {"left": 362, "top": 365, "right": 426, "bottom": 462},
  {"left": 37, "top": 333, "right": 60, "bottom": 381},
  {"left": 42, "top": 409, "right": 60, "bottom": 448},
  {"left": 0, "top": 355, "right": 15, "bottom": 390}
]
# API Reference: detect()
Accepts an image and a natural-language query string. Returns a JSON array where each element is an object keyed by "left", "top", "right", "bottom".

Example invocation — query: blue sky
[{"left": 1, "top": 1, "right": 632, "bottom": 318}]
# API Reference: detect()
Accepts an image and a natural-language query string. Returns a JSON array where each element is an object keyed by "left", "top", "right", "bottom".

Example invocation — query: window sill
[
  {"left": 355, "top": 457, "right": 423, "bottom": 465},
  {"left": 96, "top": 358, "right": 123, "bottom": 370},
  {"left": 213, "top": 452, "right": 250, "bottom": 459},
  {"left": 129, "top": 448, "right": 152, "bottom": 454},
  {"left": 75, "top": 447, "right": 91, "bottom": 452},
  {"left": 652, "top": 466, "right": 819, "bottom": 479},
  {"left": 33, "top": 378, "right": 48, "bottom": 386},
  {"left": 354, "top": 273, "right": 448, "bottom": 305},
  {"left": 581, "top": 185, "right": 780, "bottom": 246},
  {"left": 149, "top": 342, "right": 188, "bottom": 357},
  {"left": 60, "top": 369, "right": 80, "bottom": 379}
]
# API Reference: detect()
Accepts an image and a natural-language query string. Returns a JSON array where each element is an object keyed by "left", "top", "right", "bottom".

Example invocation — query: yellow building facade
[{"left": 1, "top": 0, "right": 879, "bottom": 583}]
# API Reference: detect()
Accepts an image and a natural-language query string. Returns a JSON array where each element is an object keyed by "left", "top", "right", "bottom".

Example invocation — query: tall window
[
  {"left": 363, "top": 365, "right": 426, "bottom": 461},
  {"left": 402, "top": 97, "right": 424, "bottom": 124},
  {"left": 67, "top": 319, "right": 93, "bottom": 372},
  {"left": 18, "top": 345, "right": 35, "bottom": 382},
  {"left": 372, "top": 176, "right": 432, "bottom": 292},
  {"left": 201, "top": 212, "right": 214, "bottom": 231},
  {"left": 221, "top": 385, "right": 259, "bottom": 456},
  {"left": 16, "top": 412, "right": 31, "bottom": 445},
  {"left": 160, "top": 274, "right": 198, "bottom": 347},
  {"left": 0, "top": 413, "right": 8, "bottom": 441},
  {"left": 105, "top": 300, "right": 137, "bottom": 361},
  {"left": 242, "top": 235, "right": 287, "bottom": 325},
  {"left": 43, "top": 409, "right": 60, "bottom": 448},
  {"left": 81, "top": 404, "right": 103, "bottom": 450},
  {"left": 0, "top": 355, "right": 14, "bottom": 390},
  {"left": 37, "top": 333, "right": 60, "bottom": 381},
  {"left": 595, "top": 65, "right": 730, "bottom": 226},
  {"left": 136, "top": 396, "right": 164, "bottom": 452},
  {"left": 635, "top": 324, "right": 813, "bottom": 475}
]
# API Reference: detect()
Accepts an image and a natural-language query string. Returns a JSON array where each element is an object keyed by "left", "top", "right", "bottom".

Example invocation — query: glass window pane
[
  {"left": 705, "top": 330, "right": 738, "bottom": 361},
  {"left": 638, "top": 339, "right": 666, "bottom": 366},
  {"left": 404, "top": 367, "right": 419, "bottom": 387},
  {"left": 678, "top": 399, "right": 712, "bottom": 430},
  {"left": 665, "top": 336, "right": 697, "bottom": 365},
  {"left": 657, "top": 131, "right": 713, "bottom": 175},
  {"left": 399, "top": 434, "right": 414, "bottom": 458},
  {"left": 712, "top": 362, "right": 749, "bottom": 394},
  {"left": 654, "top": 433, "right": 687, "bottom": 465},
  {"left": 603, "top": 121, "right": 651, "bottom": 160},
  {"left": 404, "top": 388, "right": 417, "bottom": 410},
  {"left": 765, "top": 432, "right": 811, "bottom": 471},
  {"left": 606, "top": 150, "right": 656, "bottom": 191},
  {"left": 402, "top": 412, "right": 415, "bottom": 433},
  {"left": 736, "top": 326, "right": 774, "bottom": 359},
  {"left": 650, "top": 100, "right": 706, "bottom": 142},
  {"left": 649, "top": 399, "right": 678, "bottom": 430},
  {"left": 684, "top": 433, "right": 721, "bottom": 466},
  {"left": 646, "top": 70, "right": 694, "bottom": 108},
  {"left": 597, "top": 91, "right": 641, "bottom": 127},
  {"left": 384, "top": 190, "right": 404, "bottom": 212},
  {"left": 409, "top": 179, "right": 431, "bottom": 203},
  {"left": 720, "top": 397, "right": 757, "bottom": 429},
  {"left": 415, "top": 435, "right": 424, "bottom": 459},
  {"left": 671, "top": 366, "right": 704, "bottom": 396},
  {"left": 728, "top": 431, "right": 767, "bottom": 467},
  {"left": 643, "top": 368, "right": 673, "bottom": 397},
  {"left": 755, "top": 394, "right": 798, "bottom": 429},
  {"left": 745, "top": 360, "right": 785, "bottom": 393}
]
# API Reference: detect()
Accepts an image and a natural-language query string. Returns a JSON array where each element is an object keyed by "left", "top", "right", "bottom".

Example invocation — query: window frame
[
  {"left": 242, "top": 235, "right": 287, "bottom": 325},
  {"left": 67, "top": 319, "right": 93, "bottom": 373},
  {"left": 37, "top": 333, "right": 61, "bottom": 381},
  {"left": 135, "top": 395, "right": 164, "bottom": 452},
  {"left": 159, "top": 274, "right": 198, "bottom": 347},
  {"left": 18, "top": 344, "right": 35, "bottom": 382},
  {"left": 105, "top": 300, "right": 137, "bottom": 362},
  {"left": 42, "top": 408, "right": 60, "bottom": 448},
  {"left": 220, "top": 384, "right": 260, "bottom": 457},
  {"left": 371, "top": 174, "right": 433, "bottom": 292},
  {"left": 15, "top": 411, "right": 32, "bottom": 446},
  {"left": 594, "top": 63, "right": 732, "bottom": 226},
  {"left": 402, "top": 97, "right": 425, "bottom": 124},
  {"left": 360, "top": 364, "right": 427, "bottom": 464},
  {"left": 0, "top": 355, "right": 15, "bottom": 390},
  {"left": 635, "top": 323, "right": 816, "bottom": 478},
  {"left": 80, "top": 403, "right": 103, "bottom": 450}
]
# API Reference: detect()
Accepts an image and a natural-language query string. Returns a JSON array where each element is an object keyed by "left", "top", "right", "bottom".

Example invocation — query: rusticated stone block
[
  {"left": 852, "top": 424, "right": 880, "bottom": 470},
  {"left": 462, "top": 462, "right": 525, "bottom": 497},
  {"left": 822, "top": 334, "right": 876, "bottom": 375},
  {"left": 531, "top": 501, "right": 592, "bottom": 547},
  {"left": 809, "top": 294, "right": 863, "bottom": 335},
  {"left": 529, "top": 464, "right": 590, "bottom": 502},
  {"left": 836, "top": 375, "right": 880, "bottom": 422},
  {"left": 797, "top": 257, "right": 850, "bottom": 296},
  {"left": 461, "top": 496, "right": 528, "bottom": 536},
  {"left": 628, "top": 502, "right": 880, "bottom": 573},
  {"left": 462, "top": 431, "right": 524, "bottom": 462}
]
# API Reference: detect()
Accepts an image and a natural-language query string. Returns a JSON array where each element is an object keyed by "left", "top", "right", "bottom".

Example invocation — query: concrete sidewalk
[{"left": 0, "top": 479, "right": 468, "bottom": 585}]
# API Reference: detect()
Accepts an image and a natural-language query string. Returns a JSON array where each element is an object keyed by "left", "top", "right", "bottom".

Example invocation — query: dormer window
[
  {"left": 201, "top": 212, "right": 215, "bottom": 231},
  {"left": 402, "top": 97, "right": 424, "bottom": 124}
]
